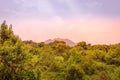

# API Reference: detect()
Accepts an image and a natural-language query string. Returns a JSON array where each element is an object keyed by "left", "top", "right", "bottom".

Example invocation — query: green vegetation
[{"left": 0, "top": 21, "right": 120, "bottom": 80}]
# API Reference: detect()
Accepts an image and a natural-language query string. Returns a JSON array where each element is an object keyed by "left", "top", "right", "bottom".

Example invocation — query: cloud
[
  {"left": 85, "top": 1, "right": 102, "bottom": 8},
  {"left": 37, "top": 0, "right": 55, "bottom": 15},
  {"left": 57, "top": 0, "right": 65, "bottom": 3},
  {"left": 53, "top": 16, "right": 64, "bottom": 26},
  {"left": 64, "top": 0, "right": 80, "bottom": 14}
]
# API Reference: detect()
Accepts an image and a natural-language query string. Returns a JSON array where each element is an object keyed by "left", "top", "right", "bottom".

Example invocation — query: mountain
[{"left": 45, "top": 38, "right": 76, "bottom": 46}]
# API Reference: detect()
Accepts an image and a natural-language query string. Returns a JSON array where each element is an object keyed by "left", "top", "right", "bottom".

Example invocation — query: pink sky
[
  {"left": 1, "top": 0, "right": 120, "bottom": 44},
  {"left": 11, "top": 16, "right": 120, "bottom": 44}
]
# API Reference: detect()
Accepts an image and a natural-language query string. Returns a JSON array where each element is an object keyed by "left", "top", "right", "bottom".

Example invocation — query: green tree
[
  {"left": 76, "top": 41, "right": 88, "bottom": 50},
  {"left": 66, "top": 64, "right": 85, "bottom": 80}
]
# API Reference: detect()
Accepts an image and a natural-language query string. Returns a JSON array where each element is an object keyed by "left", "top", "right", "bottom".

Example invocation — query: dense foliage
[{"left": 0, "top": 21, "right": 120, "bottom": 80}]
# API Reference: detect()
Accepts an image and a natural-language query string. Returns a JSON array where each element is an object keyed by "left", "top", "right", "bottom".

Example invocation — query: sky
[{"left": 0, "top": 0, "right": 120, "bottom": 44}]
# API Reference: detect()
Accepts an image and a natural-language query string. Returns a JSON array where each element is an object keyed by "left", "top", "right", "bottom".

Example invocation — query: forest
[{"left": 0, "top": 21, "right": 120, "bottom": 80}]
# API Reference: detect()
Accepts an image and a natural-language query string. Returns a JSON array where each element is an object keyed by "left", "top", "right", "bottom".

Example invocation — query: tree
[
  {"left": 66, "top": 64, "right": 85, "bottom": 80},
  {"left": 76, "top": 41, "right": 87, "bottom": 50},
  {"left": 0, "top": 21, "right": 20, "bottom": 44},
  {"left": 0, "top": 20, "right": 9, "bottom": 43},
  {"left": 0, "top": 21, "right": 41, "bottom": 80}
]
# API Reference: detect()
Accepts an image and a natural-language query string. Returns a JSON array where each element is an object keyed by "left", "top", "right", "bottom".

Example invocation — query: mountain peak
[{"left": 45, "top": 38, "right": 76, "bottom": 46}]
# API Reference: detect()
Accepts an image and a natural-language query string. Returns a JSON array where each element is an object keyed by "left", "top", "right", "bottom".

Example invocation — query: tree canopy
[{"left": 0, "top": 21, "right": 120, "bottom": 80}]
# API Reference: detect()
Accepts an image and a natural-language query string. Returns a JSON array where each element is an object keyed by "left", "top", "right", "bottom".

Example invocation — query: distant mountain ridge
[{"left": 45, "top": 38, "right": 76, "bottom": 46}]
